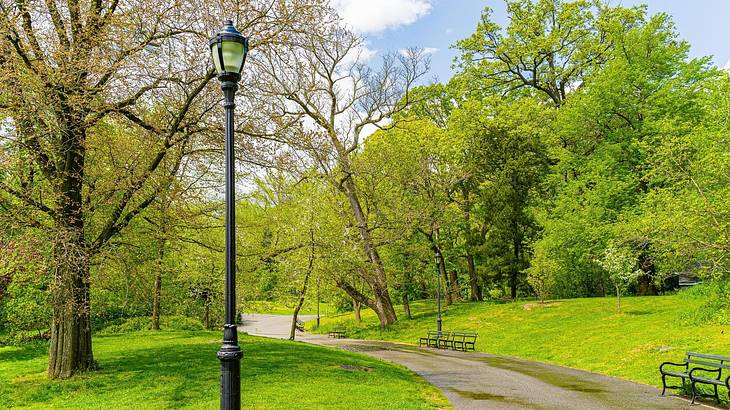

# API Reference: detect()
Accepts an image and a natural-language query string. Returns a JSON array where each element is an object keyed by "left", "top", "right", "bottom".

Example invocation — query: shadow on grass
[{"left": 0, "top": 341, "right": 47, "bottom": 363}]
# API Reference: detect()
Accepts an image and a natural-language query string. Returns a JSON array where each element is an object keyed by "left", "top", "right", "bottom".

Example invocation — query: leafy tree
[{"left": 597, "top": 245, "right": 640, "bottom": 312}]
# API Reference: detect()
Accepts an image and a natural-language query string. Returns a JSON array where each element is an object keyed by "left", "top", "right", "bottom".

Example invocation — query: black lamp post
[
  {"left": 435, "top": 249, "right": 442, "bottom": 336},
  {"left": 209, "top": 19, "right": 249, "bottom": 410}
]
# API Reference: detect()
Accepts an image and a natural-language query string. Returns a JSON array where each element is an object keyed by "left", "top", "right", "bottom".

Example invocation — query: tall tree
[
  {"left": 0, "top": 0, "right": 324, "bottom": 378},
  {"left": 251, "top": 24, "right": 428, "bottom": 327}
]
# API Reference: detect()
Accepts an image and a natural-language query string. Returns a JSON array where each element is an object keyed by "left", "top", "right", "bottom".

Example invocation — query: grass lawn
[
  {"left": 0, "top": 330, "right": 448, "bottom": 409},
  {"left": 310, "top": 294, "right": 730, "bottom": 390}
]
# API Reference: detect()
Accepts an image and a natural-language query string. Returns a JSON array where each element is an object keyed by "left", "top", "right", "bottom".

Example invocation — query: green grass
[
  {"left": 310, "top": 294, "right": 730, "bottom": 390},
  {"left": 0, "top": 331, "right": 448, "bottom": 409},
  {"left": 242, "top": 300, "right": 337, "bottom": 316}
]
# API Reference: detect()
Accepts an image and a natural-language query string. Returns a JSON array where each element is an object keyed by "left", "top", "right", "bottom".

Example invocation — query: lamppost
[
  {"left": 209, "top": 20, "right": 249, "bottom": 410},
  {"left": 435, "top": 249, "right": 442, "bottom": 336}
]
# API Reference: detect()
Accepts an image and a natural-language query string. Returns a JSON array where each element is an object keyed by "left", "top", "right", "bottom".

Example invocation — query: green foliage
[
  {"left": 679, "top": 281, "right": 730, "bottom": 325},
  {"left": 97, "top": 315, "right": 203, "bottom": 334}
]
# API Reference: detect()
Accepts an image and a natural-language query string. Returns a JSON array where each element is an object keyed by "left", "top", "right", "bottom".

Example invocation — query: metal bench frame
[
  {"left": 418, "top": 330, "right": 478, "bottom": 351},
  {"left": 660, "top": 351, "right": 730, "bottom": 405},
  {"left": 328, "top": 326, "right": 347, "bottom": 339}
]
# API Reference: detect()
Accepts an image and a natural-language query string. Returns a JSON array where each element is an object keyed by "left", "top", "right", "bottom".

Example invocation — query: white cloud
[
  {"left": 341, "top": 43, "right": 378, "bottom": 67},
  {"left": 332, "top": 0, "right": 432, "bottom": 34},
  {"left": 399, "top": 47, "right": 438, "bottom": 57}
]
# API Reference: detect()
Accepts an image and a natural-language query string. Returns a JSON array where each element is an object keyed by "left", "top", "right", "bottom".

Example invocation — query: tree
[
  {"left": 597, "top": 245, "right": 640, "bottom": 312},
  {"left": 454, "top": 0, "right": 641, "bottom": 107},
  {"left": 0, "top": 0, "right": 326, "bottom": 378},
  {"left": 526, "top": 247, "right": 557, "bottom": 303},
  {"left": 251, "top": 23, "right": 428, "bottom": 328}
]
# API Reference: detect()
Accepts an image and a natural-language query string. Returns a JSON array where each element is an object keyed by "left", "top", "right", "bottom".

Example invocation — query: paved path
[{"left": 239, "top": 314, "right": 709, "bottom": 410}]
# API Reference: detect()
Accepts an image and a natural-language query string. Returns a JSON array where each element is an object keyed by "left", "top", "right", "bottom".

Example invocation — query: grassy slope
[
  {"left": 0, "top": 331, "right": 448, "bottom": 409},
  {"left": 242, "top": 300, "right": 337, "bottom": 316},
  {"left": 311, "top": 295, "right": 730, "bottom": 388}
]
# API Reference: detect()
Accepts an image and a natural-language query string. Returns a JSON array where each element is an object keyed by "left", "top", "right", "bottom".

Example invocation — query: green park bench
[
  {"left": 328, "top": 326, "right": 347, "bottom": 338},
  {"left": 660, "top": 351, "right": 730, "bottom": 405},
  {"left": 418, "top": 330, "right": 478, "bottom": 351}
]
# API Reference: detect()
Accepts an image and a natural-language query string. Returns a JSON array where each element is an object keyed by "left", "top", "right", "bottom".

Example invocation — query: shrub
[
  {"left": 98, "top": 315, "right": 203, "bottom": 334},
  {"left": 679, "top": 280, "right": 730, "bottom": 325}
]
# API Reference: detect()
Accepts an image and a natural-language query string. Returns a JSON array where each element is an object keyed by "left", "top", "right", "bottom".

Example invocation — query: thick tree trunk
[
  {"left": 402, "top": 294, "right": 411, "bottom": 319},
  {"left": 48, "top": 227, "right": 94, "bottom": 378},
  {"left": 336, "top": 279, "right": 396, "bottom": 330},
  {"left": 466, "top": 253, "right": 482, "bottom": 301},
  {"left": 48, "top": 127, "right": 94, "bottom": 379},
  {"left": 353, "top": 299, "right": 361, "bottom": 322}
]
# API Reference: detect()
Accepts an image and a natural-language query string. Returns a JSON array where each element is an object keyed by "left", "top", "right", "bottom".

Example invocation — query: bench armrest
[
  {"left": 660, "top": 362, "right": 688, "bottom": 373},
  {"left": 689, "top": 367, "right": 722, "bottom": 379}
]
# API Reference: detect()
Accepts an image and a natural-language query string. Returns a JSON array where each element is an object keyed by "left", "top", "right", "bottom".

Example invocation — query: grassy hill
[
  {"left": 310, "top": 293, "right": 730, "bottom": 389},
  {"left": 0, "top": 330, "right": 448, "bottom": 409}
]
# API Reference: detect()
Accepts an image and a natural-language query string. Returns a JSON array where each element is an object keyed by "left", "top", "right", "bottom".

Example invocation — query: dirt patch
[{"left": 523, "top": 302, "right": 561, "bottom": 310}]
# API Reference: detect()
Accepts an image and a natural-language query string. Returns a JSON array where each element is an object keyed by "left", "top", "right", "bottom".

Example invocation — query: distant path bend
[{"left": 239, "top": 314, "right": 702, "bottom": 410}]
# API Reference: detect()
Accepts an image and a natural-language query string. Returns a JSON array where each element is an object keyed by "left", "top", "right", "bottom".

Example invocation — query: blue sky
[{"left": 333, "top": 0, "right": 730, "bottom": 82}]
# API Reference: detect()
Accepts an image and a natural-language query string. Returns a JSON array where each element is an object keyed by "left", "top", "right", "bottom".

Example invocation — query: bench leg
[
  {"left": 690, "top": 382, "right": 697, "bottom": 405},
  {"left": 713, "top": 384, "right": 719, "bottom": 404},
  {"left": 661, "top": 375, "right": 666, "bottom": 396}
]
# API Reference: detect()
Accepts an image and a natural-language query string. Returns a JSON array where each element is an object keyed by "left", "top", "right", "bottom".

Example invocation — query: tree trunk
[
  {"left": 290, "top": 250, "right": 313, "bottom": 341},
  {"left": 48, "top": 131, "right": 94, "bottom": 379},
  {"left": 449, "top": 270, "right": 460, "bottom": 302},
  {"left": 151, "top": 238, "right": 164, "bottom": 330},
  {"left": 340, "top": 177, "right": 397, "bottom": 327},
  {"left": 466, "top": 253, "right": 482, "bottom": 301},
  {"left": 203, "top": 301, "right": 210, "bottom": 329},
  {"left": 616, "top": 286, "right": 621, "bottom": 313},
  {"left": 48, "top": 226, "right": 94, "bottom": 378},
  {"left": 336, "top": 279, "right": 396, "bottom": 330},
  {"left": 402, "top": 294, "right": 411, "bottom": 319},
  {"left": 510, "top": 233, "right": 521, "bottom": 300},
  {"left": 353, "top": 299, "right": 362, "bottom": 322}
]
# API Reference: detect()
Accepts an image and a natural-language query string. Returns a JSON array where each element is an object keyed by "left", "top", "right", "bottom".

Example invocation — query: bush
[
  {"left": 679, "top": 280, "right": 730, "bottom": 325},
  {"left": 98, "top": 315, "right": 203, "bottom": 334}
]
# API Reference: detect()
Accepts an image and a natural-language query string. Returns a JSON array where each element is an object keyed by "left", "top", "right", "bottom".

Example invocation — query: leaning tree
[{"left": 247, "top": 22, "right": 429, "bottom": 327}]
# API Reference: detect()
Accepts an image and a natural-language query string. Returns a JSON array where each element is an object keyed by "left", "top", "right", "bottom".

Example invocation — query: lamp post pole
[
  {"left": 218, "top": 76, "right": 242, "bottom": 410},
  {"left": 435, "top": 249, "right": 442, "bottom": 337},
  {"left": 209, "top": 20, "right": 248, "bottom": 410}
]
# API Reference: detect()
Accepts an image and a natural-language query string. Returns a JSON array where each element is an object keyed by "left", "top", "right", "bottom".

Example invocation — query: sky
[{"left": 332, "top": 0, "right": 730, "bottom": 82}]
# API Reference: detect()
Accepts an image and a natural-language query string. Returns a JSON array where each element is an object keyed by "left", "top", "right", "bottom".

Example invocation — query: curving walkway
[{"left": 239, "top": 314, "right": 709, "bottom": 409}]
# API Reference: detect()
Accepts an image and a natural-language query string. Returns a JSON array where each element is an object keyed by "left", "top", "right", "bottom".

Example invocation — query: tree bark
[
  {"left": 336, "top": 279, "right": 396, "bottom": 330},
  {"left": 449, "top": 270, "right": 460, "bottom": 302},
  {"left": 466, "top": 253, "right": 482, "bottom": 301},
  {"left": 48, "top": 124, "right": 94, "bottom": 379},
  {"left": 290, "top": 249, "right": 314, "bottom": 341},
  {"left": 402, "top": 294, "right": 411, "bottom": 319},
  {"left": 48, "top": 224, "right": 93, "bottom": 378},
  {"left": 353, "top": 299, "right": 362, "bottom": 322},
  {"left": 340, "top": 176, "right": 397, "bottom": 327}
]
